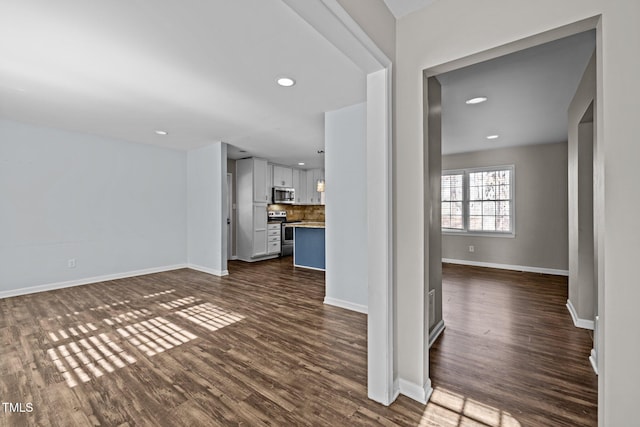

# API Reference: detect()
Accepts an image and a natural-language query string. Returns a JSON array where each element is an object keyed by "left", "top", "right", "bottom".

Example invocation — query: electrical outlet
[
  {"left": 468, "top": 245, "right": 475, "bottom": 253},
  {"left": 67, "top": 258, "right": 76, "bottom": 269}
]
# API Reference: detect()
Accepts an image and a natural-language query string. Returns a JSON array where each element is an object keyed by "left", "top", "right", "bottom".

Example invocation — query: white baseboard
[
  {"left": 323, "top": 297, "right": 368, "bottom": 314},
  {"left": 294, "top": 264, "right": 326, "bottom": 272},
  {"left": 0, "top": 264, "right": 188, "bottom": 300},
  {"left": 398, "top": 378, "right": 433, "bottom": 404},
  {"left": 589, "top": 349, "right": 598, "bottom": 375},
  {"left": 428, "top": 319, "right": 445, "bottom": 348},
  {"left": 566, "top": 299, "right": 595, "bottom": 330},
  {"left": 229, "top": 255, "right": 238, "bottom": 261},
  {"left": 442, "top": 258, "right": 569, "bottom": 276},
  {"left": 237, "top": 255, "right": 279, "bottom": 263},
  {"left": 392, "top": 378, "right": 400, "bottom": 403},
  {"left": 187, "top": 264, "right": 229, "bottom": 277}
]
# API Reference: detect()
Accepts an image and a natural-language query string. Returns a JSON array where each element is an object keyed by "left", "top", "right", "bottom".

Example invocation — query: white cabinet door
[
  {"left": 293, "top": 169, "right": 306, "bottom": 204},
  {"left": 305, "top": 168, "right": 325, "bottom": 204},
  {"left": 273, "top": 165, "right": 293, "bottom": 187},
  {"left": 253, "top": 158, "right": 269, "bottom": 203},
  {"left": 305, "top": 170, "right": 316, "bottom": 204},
  {"left": 283, "top": 167, "right": 293, "bottom": 187},
  {"left": 273, "top": 165, "right": 282, "bottom": 187},
  {"left": 252, "top": 203, "right": 267, "bottom": 256}
]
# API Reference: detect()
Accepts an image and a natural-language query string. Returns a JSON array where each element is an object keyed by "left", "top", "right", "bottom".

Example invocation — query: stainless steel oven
[
  {"left": 281, "top": 223, "right": 297, "bottom": 257},
  {"left": 267, "top": 210, "right": 297, "bottom": 257}
]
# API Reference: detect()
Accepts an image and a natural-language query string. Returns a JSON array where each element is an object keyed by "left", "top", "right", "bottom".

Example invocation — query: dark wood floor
[
  {"left": 0, "top": 259, "right": 596, "bottom": 426},
  {"left": 430, "top": 263, "right": 597, "bottom": 426}
]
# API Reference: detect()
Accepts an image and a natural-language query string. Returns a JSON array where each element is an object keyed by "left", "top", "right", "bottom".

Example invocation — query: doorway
[
  {"left": 424, "top": 20, "right": 602, "bottom": 425},
  {"left": 227, "top": 172, "right": 233, "bottom": 260}
]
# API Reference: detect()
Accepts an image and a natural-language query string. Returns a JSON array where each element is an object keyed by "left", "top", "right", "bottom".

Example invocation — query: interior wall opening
[{"left": 423, "top": 22, "right": 600, "bottom": 426}]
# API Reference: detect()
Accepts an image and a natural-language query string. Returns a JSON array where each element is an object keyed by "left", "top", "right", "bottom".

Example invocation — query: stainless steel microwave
[{"left": 273, "top": 187, "right": 295, "bottom": 204}]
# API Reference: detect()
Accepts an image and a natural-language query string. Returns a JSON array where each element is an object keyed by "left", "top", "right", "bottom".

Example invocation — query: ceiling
[
  {"left": 382, "top": 0, "right": 437, "bottom": 18},
  {"left": 0, "top": 0, "right": 366, "bottom": 169},
  {"left": 438, "top": 30, "right": 596, "bottom": 155}
]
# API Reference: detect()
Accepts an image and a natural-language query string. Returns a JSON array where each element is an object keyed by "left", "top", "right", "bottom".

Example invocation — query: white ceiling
[
  {"left": 382, "top": 0, "right": 438, "bottom": 18},
  {"left": 0, "top": 0, "right": 366, "bottom": 169},
  {"left": 439, "top": 30, "right": 595, "bottom": 155}
]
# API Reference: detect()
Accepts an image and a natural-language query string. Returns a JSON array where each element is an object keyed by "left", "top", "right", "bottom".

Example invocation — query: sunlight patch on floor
[
  {"left": 48, "top": 322, "right": 98, "bottom": 343},
  {"left": 88, "top": 299, "right": 131, "bottom": 311},
  {"left": 103, "top": 309, "right": 152, "bottom": 326},
  {"left": 47, "top": 333, "right": 136, "bottom": 388},
  {"left": 174, "top": 302, "right": 244, "bottom": 332},
  {"left": 159, "top": 296, "right": 201, "bottom": 310},
  {"left": 116, "top": 316, "right": 197, "bottom": 357},
  {"left": 419, "top": 387, "right": 522, "bottom": 427},
  {"left": 143, "top": 289, "right": 176, "bottom": 299}
]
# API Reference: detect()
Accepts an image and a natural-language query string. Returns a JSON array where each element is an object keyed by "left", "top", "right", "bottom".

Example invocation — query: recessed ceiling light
[
  {"left": 466, "top": 97, "right": 488, "bottom": 105},
  {"left": 239, "top": 150, "right": 247, "bottom": 153},
  {"left": 277, "top": 77, "right": 296, "bottom": 87},
  {"left": 486, "top": 134, "right": 499, "bottom": 140},
  {"left": 298, "top": 162, "right": 305, "bottom": 166},
  {"left": 155, "top": 130, "right": 168, "bottom": 135}
]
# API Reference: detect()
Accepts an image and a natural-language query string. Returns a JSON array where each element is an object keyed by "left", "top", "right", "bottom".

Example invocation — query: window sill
[{"left": 442, "top": 230, "right": 516, "bottom": 239}]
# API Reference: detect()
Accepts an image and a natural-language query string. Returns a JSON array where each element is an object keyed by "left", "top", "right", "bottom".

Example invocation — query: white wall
[
  {"left": 187, "top": 142, "right": 228, "bottom": 276},
  {"left": 325, "top": 103, "right": 367, "bottom": 312},
  {"left": 442, "top": 142, "right": 569, "bottom": 273},
  {"left": 336, "top": 0, "right": 396, "bottom": 62},
  {"left": 396, "top": 1, "right": 640, "bottom": 424},
  {"left": 0, "top": 119, "right": 187, "bottom": 296}
]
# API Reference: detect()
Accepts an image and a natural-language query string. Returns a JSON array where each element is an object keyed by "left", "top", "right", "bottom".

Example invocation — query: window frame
[
  {"left": 441, "top": 169, "right": 466, "bottom": 232},
  {"left": 441, "top": 165, "right": 515, "bottom": 238}
]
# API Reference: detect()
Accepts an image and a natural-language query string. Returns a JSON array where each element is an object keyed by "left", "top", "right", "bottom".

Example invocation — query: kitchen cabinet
[
  {"left": 305, "top": 168, "right": 325, "bottom": 205},
  {"left": 293, "top": 169, "right": 306, "bottom": 204},
  {"left": 252, "top": 204, "right": 268, "bottom": 257},
  {"left": 267, "top": 223, "right": 281, "bottom": 255},
  {"left": 252, "top": 158, "right": 269, "bottom": 203},
  {"left": 267, "top": 164, "right": 273, "bottom": 193},
  {"left": 273, "top": 165, "right": 293, "bottom": 188},
  {"left": 236, "top": 157, "right": 276, "bottom": 261},
  {"left": 293, "top": 224, "right": 325, "bottom": 270}
]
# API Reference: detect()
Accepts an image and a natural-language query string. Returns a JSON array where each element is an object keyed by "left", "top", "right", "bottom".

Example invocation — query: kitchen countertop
[{"left": 292, "top": 222, "right": 325, "bottom": 228}]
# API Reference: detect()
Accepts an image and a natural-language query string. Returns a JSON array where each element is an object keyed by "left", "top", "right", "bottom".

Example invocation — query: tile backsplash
[{"left": 268, "top": 204, "right": 325, "bottom": 222}]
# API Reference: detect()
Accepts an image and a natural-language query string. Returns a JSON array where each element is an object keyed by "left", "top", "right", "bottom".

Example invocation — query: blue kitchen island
[{"left": 293, "top": 223, "right": 325, "bottom": 271}]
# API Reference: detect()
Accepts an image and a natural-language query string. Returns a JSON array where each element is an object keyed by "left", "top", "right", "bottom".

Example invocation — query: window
[
  {"left": 441, "top": 173, "right": 464, "bottom": 230},
  {"left": 442, "top": 166, "right": 514, "bottom": 235}
]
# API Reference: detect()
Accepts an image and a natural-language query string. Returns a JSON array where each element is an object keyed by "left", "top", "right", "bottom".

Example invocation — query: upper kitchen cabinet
[
  {"left": 305, "top": 168, "right": 325, "bottom": 205},
  {"left": 245, "top": 158, "right": 269, "bottom": 203},
  {"left": 293, "top": 169, "right": 306, "bottom": 204},
  {"left": 273, "top": 165, "right": 293, "bottom": 188}
]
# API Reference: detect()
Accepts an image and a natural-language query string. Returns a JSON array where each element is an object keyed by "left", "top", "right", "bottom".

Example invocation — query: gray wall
[
  {"left": 187, "top": 143, "right": 228, "bottom": 275},
  {"left": 426, "top": 77, "right": 443, "bottom": 334},
  {"left": 0, "top": 119, "right": 187, "bottom": 294},
  {"left": 325, "top": 102, "right": 368, "bottom": 311},
  {"left": 442, "top": 142, "right": 568, "bottom": 272},
  {"left": 568, "top": 51, "right": 596, "bottom": 323}
]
